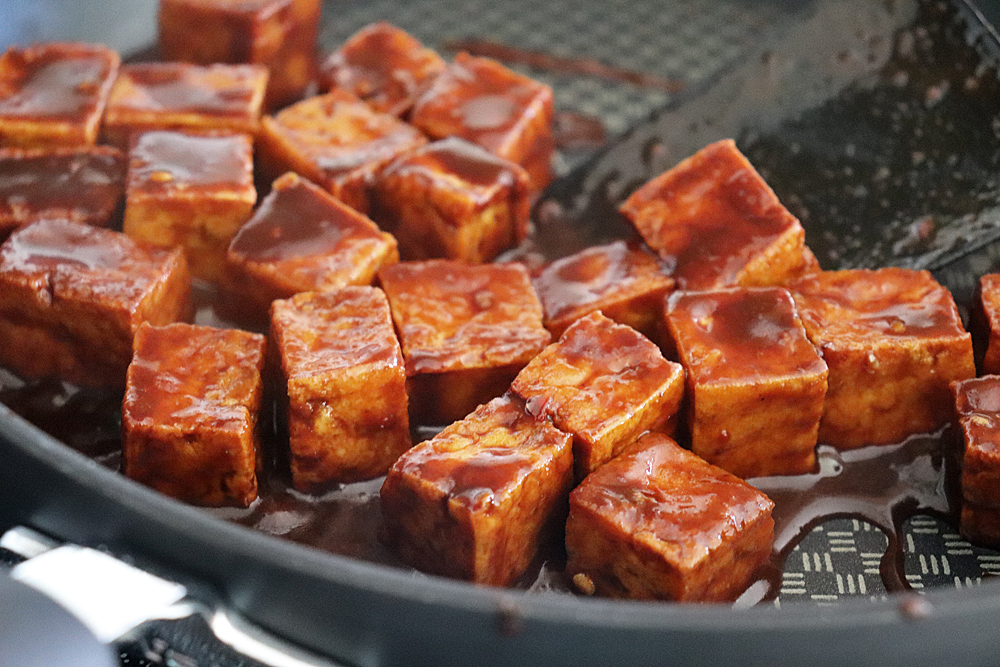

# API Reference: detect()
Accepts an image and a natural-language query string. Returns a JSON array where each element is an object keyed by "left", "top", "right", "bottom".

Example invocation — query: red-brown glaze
[
  {"left": 0, "top": 43, "right": 119, "bottom": 120},
  {"left": 128, "top": 130, "right": 254, "bottom": 194},
  {"left": 620, "top": 139, "right": 801, "bottom": 290},
  {"left": 111, "top": 63, "right": 267, "bottom": 117},
  {"left": 0, "top": 146, "right": 124, "bottom": 233},
  {"left": 378, "top": 259, "right": 550, "bottom": 375},
  {"left": 383, "top": 136, "right": 521, "bottom": 195},
  {"left": 320, "top": 22, "right": 446, "bottom": 117}
]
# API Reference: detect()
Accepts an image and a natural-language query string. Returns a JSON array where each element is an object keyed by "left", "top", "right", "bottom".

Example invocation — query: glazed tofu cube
[
  {"left": 102, "top": 62, "right": 268, "bottom": 149},
  {"left": 0, "top": 146, "right": 125, "bottom": 239},
  {"left": 319, "top": 22, "right": 446, "bottom": 117},
  {"left": 511, "top": 312, "right": 684, "bottom": 480},
  {"left": 372, "top": 137, "right": 531, "bottom": 263},
  {"left": 565, "top": 433, "right": 774, "bottom": 601},
  {"left": 379, "top": 260, "right": 551, "bottom": 425},
  {"left": 123, "top": 130, "right": 255, "bottom": 282},
  {"left": 123, "top": 322, "right": 265, "bottom": 507},
  {"left": 0, "top": 218, "right": 191, "bottom": 387},
  {"left": 271, "top": 287, "right": 411, "bottom": 491},
  {"left": 619, "top": 139, "right": 814, "bottom": 291},
  {"left": 791, "top": 268, "right": 974, "bottom": 448},
  {"left": 0, "top": 43, "right": 119, "bottom": 148},
  {"left": 531, "top": 240, "right": 674, "bottom": 340},
  {"left": 381, "top": 394, "right": 573, "bottom": 586},
  {"left": 158, "top": 0, "right": 320, "bottom": 110},
  {"left": 258, "top": 88, "right": 428, "bottom": 214},
  {"left": 665, "top": 287, "right": 828, "bottom": 478},
  {"left": 225, "top": 172, "right": 398, "bottom": 314},
  {"left": 953, "top": 375, "right": 1000, "bottom": 544},
  {"left": 976, "top": 274, "right": 1000, "bottom": 375},
  {"left": 410, "top": 52, "right": 554, "bottom": 193}
]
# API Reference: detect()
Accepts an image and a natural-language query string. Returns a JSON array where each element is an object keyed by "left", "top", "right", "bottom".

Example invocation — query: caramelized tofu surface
[
  {"left": 410, "top": 52, "right": 554, "bottom": 192},
  {"left": 0, "top": 43, "right": 119, "bottom": 148},
  {"left": 565, "top": 433, "right": 774, "bottom": 601},
  {"left": 227, "top": 172, "right": 397, "bottom": 312},
  {"left": 791, "top": 268, "right": 974, "bottom": 448},
  {"left": 511, "top": 312, "right": 684, "bottom": 480},
  {"left": 0, "top": 146, "right": 125, "bottom": 238},
  {"left": 123, "top": 322, "right": 265, "bottom": 507},
  {"left": 619, "top": 139, "right": 812, "bottom": 291},
  {"left": 319, "top": 22, "right": 446, "bottom": 117},
  {"left": 373, "top": 137, "right": 531, "bottom": 263},
  {"left": 159, "top": 0, "right": 320, "bottom": 110},
  {"left": 379, "top": 259, "right": 551, "bottom": 424},
  {"left": 124, "top": 130, "right": 256, "bottom": 281},
  {"left": 381, "top": 394, "right": 573, "bottom": 586},
  {"left": 977, "top": 274, "right": 1000, "bottom": 375},
  {"left": 103, "top": 62, "right": 268, "bottom": 148},
  {"left": 952, "top": 376, "right": 1000, "bottom": 544},
  {"left": 0, "top": 218, "right": 191, "bottom": 386},
  {"left": 271, "top": 287, "right": 411, "bottom": 490},
  {"left": 666, "top": 287, "right": 828, "bottom": 478},
  {"left": 258, "top": 89, "right": 428, "bottom": 213},
  {"left": 532, "top": 240, "right": 674, "bottom": 340}
]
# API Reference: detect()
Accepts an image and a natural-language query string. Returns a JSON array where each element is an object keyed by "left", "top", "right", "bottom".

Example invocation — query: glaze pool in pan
[{"left": 2, "top": 0, "right": 1000, "bottom": 665}]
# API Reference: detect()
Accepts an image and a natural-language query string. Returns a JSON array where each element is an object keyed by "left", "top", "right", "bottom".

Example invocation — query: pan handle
[{"left": 1, "top": 526, "right": 349, "bottom": 667}]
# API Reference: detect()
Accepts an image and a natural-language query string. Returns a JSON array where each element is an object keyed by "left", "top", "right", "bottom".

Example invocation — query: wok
[{"left": 2, "top": 0, "right": 1000, "bottom": 665}]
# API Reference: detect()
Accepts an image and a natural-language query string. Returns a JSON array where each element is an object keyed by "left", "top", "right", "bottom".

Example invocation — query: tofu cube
[
  {"left": 319, "top": 22, "right": 446, "bottom": 117},
  {"left": 565, "top": 433, "right": 775, "bottom": 601},
  {"left": 410, "top": 52, "right": 554, "bottom": 193},
  {"left": 102, "top": 62, "right": 268, "bottom": 149},
  {"left": 953, "top": 376, "right": 1000, "bottom": 545},
  {"left": 123, "top": 322, "right": 265, "bottom": 507},
  {"left": 380, "top": 394, "right": 573, "bottom": 586},
  {"left": 791, "top": 268, "right": 974, "bottom": 448},
  {"left": 225, "top": 171, "right": 398, "bottom": 314},
  {"left": 531, "top": 240, "right": 674, "bottom": 340},
  {"left": 0, "top": 43, "right": 119, "bottom": 148},
  {"left": 665, "top": 287, "right": 828, "bottom": 478},
  {"left": 124, "top": 130, "right": 256, "bottom": 282},
  {"left": 0, "top": 218, "right": 191, "bottom": 387},
  {"left": 511, "top": 312, "right": 684, "bottom": 480},
  {"left": 975, "top": 274, "right": 1000, "bottom": 375},
  {"left": 379, "top": 260, "right": 551, "bottom": 425},
  {"left": 258, "top": 88, "right": 428, "bottom": 214},
  {"left": 372, "top": 137, "right": 531, "bottom": 263},
  {"left": 0, "top": 146, "right": 125, "bottom": 240},
  {"left": 271, "top": 287, "right": 411, "bottom": 491},
  {"left": 158, "top": 0, "right": 321, "bottom": 110},
  {"left": 619, "top": 139, "right": 814, "bottom": 291}
]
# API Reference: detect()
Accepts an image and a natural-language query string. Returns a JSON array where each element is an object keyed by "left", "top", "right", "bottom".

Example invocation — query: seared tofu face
[
  {"left": 159, "top": 0, "right": 321, "bottom": 110},
  {"left": 0, "top": 43, "right": 120, "bottom": 148},
  {"left": 102, "top": 62, "right": 268, "bottom": 148},
  {"left": 0, "top": 146, "right": 125, "bottom": 238},
  {"left": 373, "top": 137, "right": 531, "bottom": 263},
  {"left": 976, "top": 274, "right": 1000, "bottom": 374},
  {"left": 512, "top": 312, "right": 684, "bottom": 480},
  {"left": 791, "top": 267, "right": 974, "bottom": 448},
  {"left": 410, "top": 52, "right": 555, "bottom": 193},
  {"left": 271, "top": 287, "right": 411, "bottom": 491},
  {"left": 257, "top": 89, "right": 427, "bottom": 214},
  {"left": 226, "top": 171, "right": 398, "bottom": 312},
  {"left": 531, "top": 240, "right": 674, "bottom": 340},
  {"left": 124, "top": 130, "right": 256, "bottom": 281},
  {"left": 0, "top": 218, "right": 190, "bottom": 387},
  {"left": 381, "top": 394, "right": 573, "bottom": 586},
  {"left": 319, "top": 22, "right": 446, "bottom": 117},
  {"left": 666, "top": 286, "right": 828, "bottom": 478},
  {"left": 619, "top": 138, "right": 812, "bottom": 291},
  {"left": 379, "top": 259, "right": 551, "bottom": 424},
  {"left": 565, "top": 433, "right": 774, "bottom": 602},
  {"left": 123, "top": 322, "right": 266, "bottom": 508}
]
